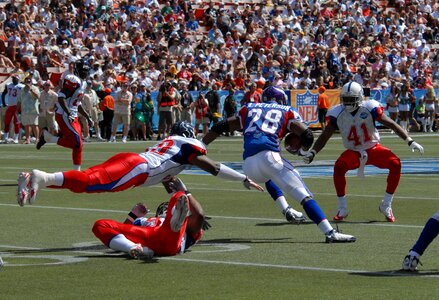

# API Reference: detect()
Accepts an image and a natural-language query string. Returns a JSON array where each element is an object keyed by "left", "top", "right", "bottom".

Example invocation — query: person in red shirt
[
  {"left": 241, "top": 82, "right": 261, "bottom": 106},
  {"left": 317, "top": 86, "right": 330, "bottom": 130},
  {"left": 177, "top": 64, "right": 192, "bottom": 82}
]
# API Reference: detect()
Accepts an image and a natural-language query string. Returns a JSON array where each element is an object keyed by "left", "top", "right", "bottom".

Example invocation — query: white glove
[
  {"left": 303, "top": 149, "right": 316, "bottom": 164},
  {"left": 407, "top": 139, "right": 424, "bottom": 154}
]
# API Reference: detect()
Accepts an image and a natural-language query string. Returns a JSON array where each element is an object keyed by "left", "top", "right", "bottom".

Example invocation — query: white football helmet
[{"left": 341, "top": 81, "right": 364, "bottom": 112}]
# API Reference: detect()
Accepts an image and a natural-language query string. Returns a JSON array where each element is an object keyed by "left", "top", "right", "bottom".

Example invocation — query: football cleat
[
  {"left": 129, "top": 244, "right": 154, "bottom": 259},
  {"left": 402, "top": 254, "right": 421, "bottom": 271},
  {"left": 333, "top": 208, "right": 349, "bottom": 222},
  {"left": 283, "top": 206, "right": 306, "bottom": 224},
  {"left": 325, "top": 229, "right": 357, "bottom": 243},
  {"left": 379, "top": 203, "right": 396, "bottom": 222},
  {"left": 29, "top": 169, "right": 46, "bottom": 204},
  {"left": 170, "top": 194, "right": 189, "bottom": 232},
  {"left": 17, "top": 172, "right": 31, "bottom": 206}
]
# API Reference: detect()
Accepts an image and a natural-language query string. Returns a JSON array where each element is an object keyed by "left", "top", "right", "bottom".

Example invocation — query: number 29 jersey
[
  {"left": 238, "top": 102, "right": 303, "bottom": 159},
  {"left": 327, "top": 100, "right": 384, "bottom": 151}
]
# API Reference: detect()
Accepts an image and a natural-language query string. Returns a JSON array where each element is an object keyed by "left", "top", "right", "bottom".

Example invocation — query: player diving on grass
[
  {"left": 302, "top": 81, "right": 424, "bottom": 222},
  {"left": 17, "top": 121, "right": 263, "bottom": 206},
  {"left": 93, "top": 177, "right": 210, "bottom": 259},
  {"left": 202, "top": 85, "right": 356, "bottom": 243}
]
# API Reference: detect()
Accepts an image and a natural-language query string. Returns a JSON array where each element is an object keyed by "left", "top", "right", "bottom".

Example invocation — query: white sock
[
  {"left": 109, "top": 234, "right": 136, "bottom": 253},
  {"left": 382, "top": 192, "right": 394, "bottom": 207},
  {"left": 53, "top": 172, "right": 64, "bottom": 186},
  {"left": 274, "top": 196, "right": 289, "bottom": 212},
  {"left": 122, "top": 135, "right": 127, "bottom": 140},
  {"left": 318, "top": 219, "right": 333, "bottom": 235},
  {"left": 73, "top": 164, "right": 81, "bottom": 171},
  {"left": 44, "top": 130, "right": 59, "bottom": 143},
  {"left": 13, "top": 133, "right": 19, "bottom": 140},
  {"left": 408, "top": 250, "right": 420, "bottom": 258},
  {"left": 337, "top": 195, "right": 347, "bottom": 209},
  {"left": 3, "top": 133, "right": 9, "bottom": 140}
]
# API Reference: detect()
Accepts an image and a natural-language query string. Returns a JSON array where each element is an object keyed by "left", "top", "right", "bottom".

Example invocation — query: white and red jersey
[
  {"left": 139, "top": 135, "right": 207, "bottom": 186},
  {"left": 6, "top": 83, "right": 25, "bottom": 106},
  {"left": 327, "top": 100, "right": 384, "bottom": 151},
  {"left": 56, "top": 74, "right": 85, "bottom": 118}
]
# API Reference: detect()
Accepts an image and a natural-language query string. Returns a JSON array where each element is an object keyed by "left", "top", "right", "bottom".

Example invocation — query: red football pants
[
  {"left": 58, "top": 153, "right": 149, "bottom": 193},
  {"left": 92, "top": 192, "right": 188, "bottom": 256},
  {"left": 4, "top": 105, "right": 20, "bottom": 134},
  {"left": 333, "top": 144, "right": 401, "bottom": 196},
  {"left": 55, "top": 113, "right": 83, "bottom": 165}
]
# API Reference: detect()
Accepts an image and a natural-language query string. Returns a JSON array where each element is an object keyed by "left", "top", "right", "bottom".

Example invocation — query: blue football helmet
[
  {"left": 170, "top": 121, "right": 195, "bottom": 138},
  {"left": 262, "top": 86, "right": 288, "bottom": 105}
]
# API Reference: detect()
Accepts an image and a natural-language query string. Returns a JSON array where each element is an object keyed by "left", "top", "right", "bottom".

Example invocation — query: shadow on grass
[
  {"left": 3, "top": 245, "right": 106, "bottom": 254},
  {"left": 350, "top": 270, "right": 439, "bottom": 277},
  {"left": 256, "top": 221, "right": 315, "bottom": 227},
  {"left": 201, "top": 238, "right": 321, "bottom": 244}
]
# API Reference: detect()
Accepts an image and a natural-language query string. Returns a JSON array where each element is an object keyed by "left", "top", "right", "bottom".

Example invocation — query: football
[{"left": 284, "top": 133, "right": 301, "bottom": 155}]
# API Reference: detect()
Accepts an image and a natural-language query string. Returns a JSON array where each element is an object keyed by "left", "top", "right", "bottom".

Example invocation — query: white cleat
[
  {"left": 129, "top": 244, "right": 154, "bottom": 259},
  {"left": 29, "top": 169, "right": 47, "bottom": 204},
  {"left": 379, "top": 202, "right": 396, "bottom": 222},
  {"left": 325, "top": 230, "right": 357, "bottom": 243},
  {"left": 17, "top": 172, "right": 31, "bottom": 206},
  {"left": 402, "top": 253, "right": 421, "bottom": 271},
  {"left": 333, "top": 207, "right": 349, "bottom": 222},
  {"left": 283, "top": 206, "right": 306, "bottom": 224},
  {"left": 170, "top": 194, "right": 189, "bottom": 232}
]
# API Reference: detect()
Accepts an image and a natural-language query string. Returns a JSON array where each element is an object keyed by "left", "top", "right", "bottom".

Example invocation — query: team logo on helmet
[{"left": 170, "top": 121, "right": 195, "bottom": 138}]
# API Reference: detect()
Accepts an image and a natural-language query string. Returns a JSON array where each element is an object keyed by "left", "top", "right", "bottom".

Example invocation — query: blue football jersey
[{"left": 238, "top": 102, "right": 303, "bottom": 159}]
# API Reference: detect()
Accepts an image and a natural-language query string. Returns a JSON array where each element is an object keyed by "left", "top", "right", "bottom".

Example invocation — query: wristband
[
  {"left": 128, "top": 212, "right": 138, "bottom": 220},
  {"left": 405, "top": 137, "right": 413, "bottom": 146}
]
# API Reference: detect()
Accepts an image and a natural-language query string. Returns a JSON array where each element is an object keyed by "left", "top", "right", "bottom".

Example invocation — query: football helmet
[
  {"left": 262, "top": 86, "right": 288, "bottom": 105},
  {"left": 341, "top": 81, "right": 364, "bottom": 112},
  {"left": 170, "top": 121, "right": 195, "bottom": 138},
  {"left": 74, "top": 60, "right": 91, "bottom": 80},
  {"left": 155, "top": 201, "right": 169, "bottom": 218}
]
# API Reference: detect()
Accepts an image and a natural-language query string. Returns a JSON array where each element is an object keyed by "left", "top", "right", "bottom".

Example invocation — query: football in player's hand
[{"left": 284, "top": 133, "right": 301, "bottom": 155}]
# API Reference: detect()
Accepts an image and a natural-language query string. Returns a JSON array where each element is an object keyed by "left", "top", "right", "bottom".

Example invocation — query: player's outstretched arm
[
  {"left": 379, "top": 114, "right": 424, "bottom": 154},
  {"left": 202, "top": 117, "right": 241, "bottom": 145},
  {"left": 191, "top": 155, "right": 264, "bottom": 191}
]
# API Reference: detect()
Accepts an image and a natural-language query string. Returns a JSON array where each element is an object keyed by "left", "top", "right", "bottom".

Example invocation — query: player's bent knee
[
  {"left": 334, "top": 160, "right": 349, "bottom": 175},
  {"left": 388, "top": 157, "right": 401, "bottom": 172}
]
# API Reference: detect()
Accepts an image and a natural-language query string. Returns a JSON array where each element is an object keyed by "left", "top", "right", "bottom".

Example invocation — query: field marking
[{"left": 0, "top": 203, "right": 426, "bottom": 229}]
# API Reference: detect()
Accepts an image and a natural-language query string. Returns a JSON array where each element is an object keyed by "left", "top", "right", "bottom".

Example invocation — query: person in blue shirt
[{"left": 203, "top": 86, "right": 357, "bottom": 243}]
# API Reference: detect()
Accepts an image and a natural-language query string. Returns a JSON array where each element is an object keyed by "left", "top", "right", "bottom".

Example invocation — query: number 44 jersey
[
  {"left": 238, "top": 102, "right": 303, "bottom": 159},
  {"left": 327, "top": 100, "right": 383, "bottom": 151}
]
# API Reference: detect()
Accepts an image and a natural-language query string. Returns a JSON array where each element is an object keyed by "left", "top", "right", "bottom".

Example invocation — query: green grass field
[{"left": 0, "top": 133, "right": 438, "bottom": 299}]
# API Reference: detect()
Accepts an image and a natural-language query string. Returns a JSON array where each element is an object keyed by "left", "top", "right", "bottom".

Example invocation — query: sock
[
  {"left": 108, "top": 234, "right": 136, "bottom": 252},
  {"left": 411, "top": 217, "right": 439, "bottom": 256},
  {"left": 13, "top": 133, "right": 19, "bottom": 141},
  {"left": 73, "top": 164, "right": 81, "bottom": 171},
  {"left": 122, "top": 135, "right": 127, "bottom": 140},
  {"left": 382, "top": 192, "right": 393, "bottom": 207},
  {"left": 303, "top": 199, "right": 326, "bottom": 225},
  {"left": 3, "top": 133, "right": 8, "bottom": 140},
  {"left": 53, "top": 172, "right": 64, "bottom": 186},
  {"left": 337, "top": 195, "right": 347, "bottom": 209},
  {"left": 318, "top": 219, "right": 334, "bottom": 235},
  {"left": 401, "top": 121, "right": 407, "bottom": 131},
  {"left": 275, "top": 196, "right": 289, "bottom": 213}
]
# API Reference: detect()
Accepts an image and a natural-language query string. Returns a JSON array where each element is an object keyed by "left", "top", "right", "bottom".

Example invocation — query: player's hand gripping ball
[{"left": 284, "top": 133, "right": 302, "bottom": 155}]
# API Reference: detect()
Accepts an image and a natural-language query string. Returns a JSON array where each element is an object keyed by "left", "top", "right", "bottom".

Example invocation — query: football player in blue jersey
[{"left": 203, "top": 86, "right": 356, "bottom": 243}]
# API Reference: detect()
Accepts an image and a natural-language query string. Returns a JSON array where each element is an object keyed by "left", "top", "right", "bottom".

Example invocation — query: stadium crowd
[{"left": 0, "top": 0, "right": 438, "bottom": 143}]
